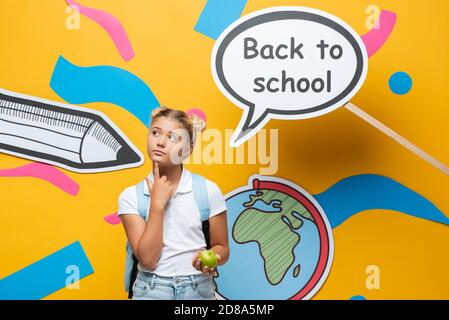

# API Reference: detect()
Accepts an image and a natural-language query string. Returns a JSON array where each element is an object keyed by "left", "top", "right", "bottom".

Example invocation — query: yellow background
[{"left": 0, "top": 0, "right": 448, "bottom": 299}]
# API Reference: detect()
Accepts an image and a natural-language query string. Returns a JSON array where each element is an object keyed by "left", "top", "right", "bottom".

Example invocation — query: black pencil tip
[{"left": 117, "top": 146, "right": 141, "bottom": 164}]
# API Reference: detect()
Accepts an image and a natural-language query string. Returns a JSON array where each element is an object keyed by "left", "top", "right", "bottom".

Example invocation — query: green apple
[{"left": 199, "top": 250, "right": 218, "bottom": 269}]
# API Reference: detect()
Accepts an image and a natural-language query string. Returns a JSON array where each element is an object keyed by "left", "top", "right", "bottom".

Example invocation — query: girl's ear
[
  {"left": 187, "top": 142, "right": 195, "bottom": 157},
  {"left": 176, "top": 141, "right": 194, "bottom": 162}
]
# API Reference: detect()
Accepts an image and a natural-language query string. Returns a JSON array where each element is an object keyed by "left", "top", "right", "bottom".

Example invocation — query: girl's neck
[{"left": 156, "top": 163, "right": 183, "bottom": 184}]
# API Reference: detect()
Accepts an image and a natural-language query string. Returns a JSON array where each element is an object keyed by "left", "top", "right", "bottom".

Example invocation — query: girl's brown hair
[{"left": 150, "top": 106, "right": 206, "bottom": 146}]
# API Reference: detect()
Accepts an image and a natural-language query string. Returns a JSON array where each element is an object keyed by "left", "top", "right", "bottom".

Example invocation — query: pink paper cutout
[
  {"left": 186, "top": 108, "right": 207, "bottom": 121},
  {"left": 361, "top": 10, "right": 397, "bottom": 57},
  {"left": 66, "top": 0, "right": 135, "bottom": 61},
  {"left": 104, "top": 212, "right": 121, "bottom": 225},
  {"left": 0, "top": 162, "right": 80, "bottom": 195}
]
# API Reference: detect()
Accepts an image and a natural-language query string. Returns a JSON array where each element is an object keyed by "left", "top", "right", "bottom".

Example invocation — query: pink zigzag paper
[
  {"left": 361, "top": 10, "right": 397, "bottom": 57},
  {"left": 0, "top": 162, "right": 79, "bottom": 196},
  {"left": 104, "top": 212, "right": 121, "bottom": 225},
  {"left": 66, "top": 0, "right": 135, "bottom": 61}
]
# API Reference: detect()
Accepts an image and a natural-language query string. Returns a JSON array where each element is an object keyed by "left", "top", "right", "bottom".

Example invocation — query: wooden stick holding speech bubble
[{"left": 345, "top": 102, "right": 449, "bottom": 176}]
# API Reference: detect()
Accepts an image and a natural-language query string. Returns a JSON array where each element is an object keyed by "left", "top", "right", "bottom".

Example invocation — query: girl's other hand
[{"left": 192, "top": 250, "right": 222, "bottom": 277}]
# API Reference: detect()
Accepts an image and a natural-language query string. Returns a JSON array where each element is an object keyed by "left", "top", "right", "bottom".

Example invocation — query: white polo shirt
[{"left": 117, "top": 165, "right": 227, "bottom": 277}]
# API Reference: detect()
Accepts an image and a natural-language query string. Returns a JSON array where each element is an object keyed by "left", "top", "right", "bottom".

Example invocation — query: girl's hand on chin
[{"left": 146, "top": 161, "right": 173, "bottom": 210}]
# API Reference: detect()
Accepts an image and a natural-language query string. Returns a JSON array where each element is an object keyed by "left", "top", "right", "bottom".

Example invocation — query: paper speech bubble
[{"left": 211, "top": 7, "right": 368, "bottom": 147}]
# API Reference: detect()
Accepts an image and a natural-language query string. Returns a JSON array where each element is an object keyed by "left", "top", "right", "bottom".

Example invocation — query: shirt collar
[{"left": 143, "top": 164, "right": 192, "bottom": 196}]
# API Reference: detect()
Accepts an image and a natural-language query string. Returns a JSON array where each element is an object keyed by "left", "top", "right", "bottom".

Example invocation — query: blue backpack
[{"left": 124, "top": 173, "right": 211, "bottom": 299}]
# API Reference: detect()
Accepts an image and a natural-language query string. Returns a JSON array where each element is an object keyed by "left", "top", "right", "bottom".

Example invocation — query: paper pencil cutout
[{"left": 0, "top": 88, "right": 144, "bottom": 173}]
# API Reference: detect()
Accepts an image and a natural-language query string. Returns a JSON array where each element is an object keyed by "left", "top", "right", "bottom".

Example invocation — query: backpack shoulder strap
[
  {"left": 191, "top": 173, "right": 210, "bottom": 222},
  {"left": 191, "top": 173, "right": 212, "bottom": 249},
  {"left": 136, "top": 180, "right": 149, "bottom": 220},
  {"left": 126, "top": 180, "right": 149, "bottom": 298}
]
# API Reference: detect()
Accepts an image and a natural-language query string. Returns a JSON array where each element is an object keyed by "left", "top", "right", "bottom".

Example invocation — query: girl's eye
[
  {"left": 152, "top": 130, "right": 160, "bottom": 137},
  {"left": 169, "top": 133, "right": 179, "bottom": 142}
]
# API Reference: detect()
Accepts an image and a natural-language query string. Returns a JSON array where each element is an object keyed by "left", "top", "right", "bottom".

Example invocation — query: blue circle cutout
[{"left": 389, "top": 72, "right": 413, "bottom": 95}]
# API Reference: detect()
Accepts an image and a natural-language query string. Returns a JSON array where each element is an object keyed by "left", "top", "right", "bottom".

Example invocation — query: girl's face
[{"left": 147, "top": 117, "right": 191, "bottom": 165}]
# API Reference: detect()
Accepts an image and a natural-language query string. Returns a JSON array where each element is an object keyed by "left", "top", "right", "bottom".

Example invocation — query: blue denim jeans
[{"left": 132, "top": 270, "right": 217, "bottom": 300}]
